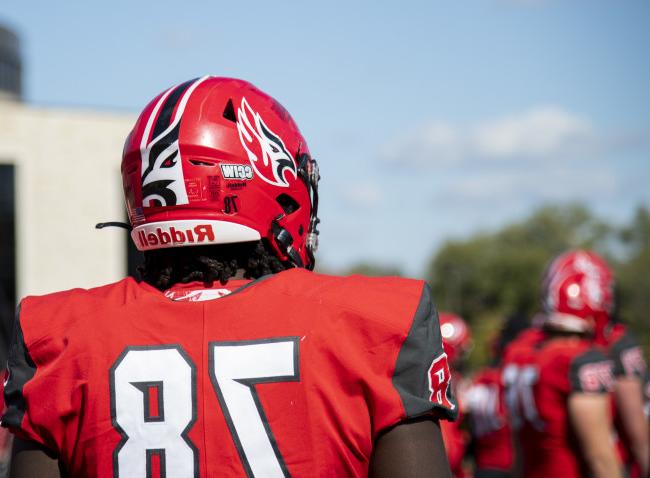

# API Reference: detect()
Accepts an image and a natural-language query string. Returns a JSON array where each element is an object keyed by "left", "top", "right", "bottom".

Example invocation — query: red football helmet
[
  {"left": 439, "top": 312, "right": 472, "bottom": 365},
  {"left": 541, "top": 250, "right": 614, "bottom": 335},
  {"left": 543, "top": 270, "right": 614, "bottom": 335},
  {"left": 120, "top": 76, "right": 320, "bottom": 269}
]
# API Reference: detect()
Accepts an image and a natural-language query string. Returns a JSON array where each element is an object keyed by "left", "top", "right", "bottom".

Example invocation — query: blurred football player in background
[
  {"left": 465, "top": 314, "right": 530, "bottom": 478},
  {"left": 547, "top": 250, "right": 649, "bottom": 477},
  {"left": 505, "top": 251, "right": 621, "bottom": 478},
  {"left": 1, "top": 77, "right": 456, "bottom": 477},
  {"left": 500, "top": 313, "right": 547, "bottom": 478},
  {"left": 439, "top": 312, "right": 472, "bottom": 478}
]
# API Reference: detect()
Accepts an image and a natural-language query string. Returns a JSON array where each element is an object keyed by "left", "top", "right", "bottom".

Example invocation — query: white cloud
[
  {"left": 472, "top": 106, "right": 595, "bottom": 159},
  {"left": 380, "top": 121, "right": 463, "bottom": 165},
  {"left": 379, "top": 106, "right": 632, "bottom": 166},
  {"left": 447, "top": 167, "right": 619, "bottom": 203}
]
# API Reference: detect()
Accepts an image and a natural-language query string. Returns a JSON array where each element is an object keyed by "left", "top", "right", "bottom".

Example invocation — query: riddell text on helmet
[{"left": 134, "top": 224, "right": 215, "bottom": 250}]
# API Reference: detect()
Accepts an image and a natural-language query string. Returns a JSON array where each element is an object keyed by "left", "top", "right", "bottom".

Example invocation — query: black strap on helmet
[
  {"left": 271, "top": 218, "right": 304, "bottom": 268},
  {"left": 95, "top": 221, "right": 132, "bottom": 231}
]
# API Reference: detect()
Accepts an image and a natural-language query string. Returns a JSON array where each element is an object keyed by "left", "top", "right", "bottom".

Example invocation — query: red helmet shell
[
  {"left": 542, "top": 249, "right": 613, "bottom": 292},
  {"left": 542, "top": 250, "right": 614, "bottom": 335},
  {"left": 122, "top": 76, "right": 318, "bottom": 268},
  {"left": 543, "top": 269, "right": 613, "bottom": 334},
  {"left": 439, "top": 312, "right": 472, "bottom": 364}
]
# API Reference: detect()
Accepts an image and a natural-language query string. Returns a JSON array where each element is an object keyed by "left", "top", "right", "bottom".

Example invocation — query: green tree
[
  {"left": 344, "top": 262, "right": 403, "bottom": 277},
  {"left": 426, "top": 203, "right": 614, "bottom": 368},
  {"left": 615, "top": 206, "right": 650, "bottom": 355}
]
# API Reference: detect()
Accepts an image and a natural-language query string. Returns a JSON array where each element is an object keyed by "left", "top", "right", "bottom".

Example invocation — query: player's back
[
  {"left": 518, "top": 335, "right": 613, "bottom": 478},
  {"left": 2, "top": 269, "right": 455, "bottom": 477},
  {"left": 501, "top": 326, "right": 545, "bottom": 431}
]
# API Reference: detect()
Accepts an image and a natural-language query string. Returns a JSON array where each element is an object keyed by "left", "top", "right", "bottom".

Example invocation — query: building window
[
  {"left": 0, "top": 164, "right": 15, "bottom": 363},
  {"left": 126, "top": 224, "right": 143, "bottom": 279}
]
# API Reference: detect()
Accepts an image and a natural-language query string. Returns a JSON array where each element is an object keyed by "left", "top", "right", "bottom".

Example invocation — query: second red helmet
[{"left": 542, "top": 250, "right": 614, "bottom": 335}]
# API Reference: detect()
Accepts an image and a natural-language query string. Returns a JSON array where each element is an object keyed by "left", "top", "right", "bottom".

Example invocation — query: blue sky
[{"left": 2, "top": 0, "right": 649, "bottom": 276}]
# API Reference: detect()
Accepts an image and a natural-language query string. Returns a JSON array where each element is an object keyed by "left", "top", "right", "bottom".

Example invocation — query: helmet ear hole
[{"left": 276, "top": 194, "right": 300, "bottom": 215}]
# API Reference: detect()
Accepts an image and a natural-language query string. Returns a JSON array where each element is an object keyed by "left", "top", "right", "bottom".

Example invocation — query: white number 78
[{"left": 110, "top": 337, "right": 299, "bottom": 478}]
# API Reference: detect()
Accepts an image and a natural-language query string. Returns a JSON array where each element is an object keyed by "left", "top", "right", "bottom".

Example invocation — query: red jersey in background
[
  {"left": 512, "top": 336, "right": 613, "bottom": 478},
  {"left": 466, "top": 365, "right": 512, "bottom": 474}
]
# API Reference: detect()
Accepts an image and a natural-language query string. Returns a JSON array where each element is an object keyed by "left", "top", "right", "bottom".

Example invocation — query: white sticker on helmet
[{"left": 236, "top": 97, "right": 297, "bottom": 188}]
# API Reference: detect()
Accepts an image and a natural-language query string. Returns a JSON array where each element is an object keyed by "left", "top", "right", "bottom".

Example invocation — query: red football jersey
[
  {"left": 1, "top": 270, "right": 456, "bottom": 477},
  {"left": 604, "top": 324, "right": 647, "bottom": 380},
  {"left": 466, "top": 366, "right": 512, "bottom": 473},
  {"left": 501, "top": 327, "right": 546, "bottom": 432},
  {"left": 511, "top": 336, "right": 613, "bottom": 478}
]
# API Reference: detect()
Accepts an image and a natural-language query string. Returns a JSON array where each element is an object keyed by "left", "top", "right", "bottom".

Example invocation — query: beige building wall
[{"left": 0, "top": 98, "right": 135, "bottom": 298}]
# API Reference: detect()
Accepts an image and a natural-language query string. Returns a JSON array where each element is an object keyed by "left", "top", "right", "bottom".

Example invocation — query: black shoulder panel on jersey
[
  {"left": 610, "top": 331, "right": 646, "bottom": 378},
  {"left": 568, "top": 347, "right": 612, "bottom": 394},
  {"left": 1, "top": 303, "right": 37, "bottom": 429},
  {"left": 392, "top": 283, "right": 457, "bottom": 421}
]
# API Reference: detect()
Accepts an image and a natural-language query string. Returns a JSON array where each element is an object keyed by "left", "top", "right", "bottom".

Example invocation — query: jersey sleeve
[
  {"left": 610, "top": 331, "right": 647, "bottom": 379},
  {"left": 390, "top": 283, "right": 458, "bottom": 422},
  {"left": 1, "top": 302, "right": 40, "bottom": 440},
  {"left": 568, "top": 348, "right": 614, "bottom": 394},
  {"left": 1, "top": 299, "right": 77, "bottom": 455}
]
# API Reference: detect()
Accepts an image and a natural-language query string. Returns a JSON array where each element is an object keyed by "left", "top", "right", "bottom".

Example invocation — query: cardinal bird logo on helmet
[{"left": 236, "top": 97, "right": 297, "bottom": 188}]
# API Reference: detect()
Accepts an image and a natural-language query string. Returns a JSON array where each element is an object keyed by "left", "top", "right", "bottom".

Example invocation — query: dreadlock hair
[{"left": 139, "top": 240, "right": 288, "bottom": 291}]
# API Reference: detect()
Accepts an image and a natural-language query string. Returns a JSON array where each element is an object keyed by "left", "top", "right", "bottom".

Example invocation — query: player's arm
[
  {"left": 610, "top": 334, "right": 649, "bottom": 476},
  {"left": 568, "top": 393, "right": 621, "bottom": 478},
  {"left": 10, "top": 437, "right": 63, "bottom": 478},
  {"left": 613, "top": 376, "right": 649, "bottom": 476},
  {"left": 367, "top": 282, "right": 456, "bottom": 477},
  {"left": 369, "top": 418, "right": 451, "bottom": 478},
  {"left": 568, "top": 349, "right": 622, "bottom": 478}
]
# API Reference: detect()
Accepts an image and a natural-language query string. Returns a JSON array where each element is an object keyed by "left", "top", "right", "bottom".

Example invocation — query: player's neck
[{"left": 231, "top": 268, "right": 247, "bottom": 280}]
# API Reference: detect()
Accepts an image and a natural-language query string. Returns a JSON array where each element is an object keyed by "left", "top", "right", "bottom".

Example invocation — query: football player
[
  {"left": 465, "top": 314, "right": 530, "bottom": 478},
  {"left": 506, "top": 253, "right": 621, "bottom": 478},
  {"left": 1, "top": 77, "right": 456, "bottom": 477},
  {"left": 500, "top": 318, "right": 546, "bottom": 478},
  {"left": 548, "top": 250, "right": 649, "bottom": 477},
  {"left": 438, "top": 312, "right": 471, "bottom": 478}
]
